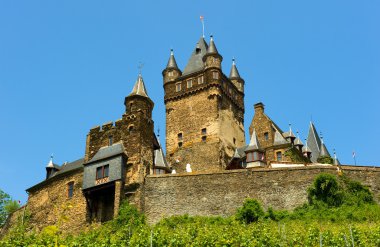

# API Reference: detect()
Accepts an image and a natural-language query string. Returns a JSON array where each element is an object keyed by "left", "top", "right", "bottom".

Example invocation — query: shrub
[
  {"left": 236, "top": 199, "right": 264, "bottom": 224},
  {"left": 308, "top": 173, "right": 344, "bottom": 207}
]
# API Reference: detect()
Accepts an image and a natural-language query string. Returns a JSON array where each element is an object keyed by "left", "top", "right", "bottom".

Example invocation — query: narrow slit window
[
  {"left": 276, "top": 151, "right": 282, "bottom": 161},
  {"left": 108, "top": 136, "right": 113, "bottom": 146},
  {"left": 264, "top": 132, "right": 269, "bottom": 141},
  {"left": 201, "top": 128, "right": 207, "bottom": 135},
  {"left": 178, "top": 133, "right": 183, "bottom": 141},
  {"left": 202, "top": 136, "right": 207, "bottom": 142},
  {"left": 67, "top": 182, "right": 74, "bottom": 198}
]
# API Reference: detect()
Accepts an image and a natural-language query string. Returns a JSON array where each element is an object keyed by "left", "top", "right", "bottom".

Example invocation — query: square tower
[{"left": 162, "top": 36, "right": 245, "bottom": 173}]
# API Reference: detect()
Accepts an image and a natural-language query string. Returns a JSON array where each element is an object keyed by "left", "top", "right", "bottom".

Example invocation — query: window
[
  {"left": 253, "top": 152, "right": 259, "bottom": 160},
  {"left": 67, "top": 182, "right": 74, "bottom": 198},
  {"left": 187, "top": 79, "right": 193, "bottom": 88},
  {"left": 212, "top": 71, "right": 219, "bottom": 79},
  {"left": 154, "top": 169, "right": 166, "bottom": 175},
  {"left": 276, "top": 151, "right": 282, "bottom": 161},
  {"left": 246, "top": 152, "right": 253, "bottom": 162},
  {"left": 96, "top": 165, "right": 109, "bottom": 180},
  {"left": 128, "top": 125, "right": 134, "bottom": 132},
  {"left": 198, "top": 76, "right": 204, "bottom": 84},
  {"left": 233, "top": 138, "right": 236, "bottom": 145},
  {"left": 202, "top": 136, "right": 207, "bottom": 142},
  {"left": 108, "top": 136, "right": 113, "bottom": 146},
  {"left": 175, "top": 83, "right": 181, "bottom": 92},
  {"left": 178, "top": 142, "right": 183, "bottom": 147},
  {"left": 177, "top": 133, "right": 183, "bottom": 141},
  {"left": 201, "top": 128, "right": 207, "bottom": 135},
  {"left": 168, "top": 71, "right": 173, "bottom": 76},
  {"left": 264, "top": 132, "right": 269, "bottom": 141}
]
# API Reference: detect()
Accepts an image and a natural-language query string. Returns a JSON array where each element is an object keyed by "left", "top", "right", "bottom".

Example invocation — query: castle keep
[{"left": 17, "top": 35, "right": 379, "bottom": 232}]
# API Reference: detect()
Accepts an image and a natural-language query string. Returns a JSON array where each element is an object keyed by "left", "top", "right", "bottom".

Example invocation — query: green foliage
[
  {"left": 236, "top": 198, "right": 264, "bottom": 224},
  {"left": 0, "top": 189, "right": 11, "bottom": 226},
  {"left": 317, "top": 155, "right": 334, "bottom": 164},
  {"left": 4, "top": 200, "right": 20, "bottom": 215},
  {"left": 308, "top": 173, "right": 344, "bottom": 206},
  {"left": 284, "top": 148, "right": 309, "bottom": 163},
  {"left": 1, "top": 177, "right": 379, "bottom": 246}
]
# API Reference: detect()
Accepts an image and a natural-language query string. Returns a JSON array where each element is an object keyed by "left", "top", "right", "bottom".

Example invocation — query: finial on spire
[
  {"left": 138, "top": 62, "right": 144, "bottom": 75},
  {"left": 157, "top": 126, "right": 160, "bottom": 137}
]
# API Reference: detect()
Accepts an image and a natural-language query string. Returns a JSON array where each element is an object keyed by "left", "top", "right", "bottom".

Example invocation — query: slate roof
[
  {"left": 182, "top": 37, "right": 208, "bottom": 76},
  {"left": 129, "top": 74, "right": 149, "bottom": 98},
  {"left": 307, "top": 122, "right": 322, "bottom": 162},
  {"left": 245, "top": 128, "right": 261, "bottom": 151},
  {"left": 86, "top": 143, "right": 126, "bottom": 164},
  {"left": 294, "top": 137, "right": 303, "bottom": 146},
  {"left": 26, "top": 158, "right": 85, "bottom": 192},
  {"left": 320, "top": 143, "right": 330, "bottom": 157},
  {"left": 206, "top": 35, "right": 219, "bottom": 55},
  {"left": 273, "top": 124, "right": 288, "bottom": 145},
  {"left": 154, "top": 137, "right": 170, "bottom": 170},
  {"left": 229, "top": 59, "right": 241, "bottom": 79}
]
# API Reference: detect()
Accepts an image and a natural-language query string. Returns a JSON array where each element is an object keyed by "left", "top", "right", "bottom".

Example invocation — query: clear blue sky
[{"left": 1, "top": 1, "right": 379, "bottom": 203}]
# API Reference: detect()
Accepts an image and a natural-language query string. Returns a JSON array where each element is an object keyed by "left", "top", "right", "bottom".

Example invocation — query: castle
[{"left": 16, "top": 35, "right": 379, "bottom": 232}]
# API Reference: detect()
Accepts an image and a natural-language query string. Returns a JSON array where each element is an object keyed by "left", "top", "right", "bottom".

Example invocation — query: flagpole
[
  {"left": 200, "top": 16, "right": 205, "bottom": 38},
  {"left": 353, "top": 151, "right": 357, "bottom": 165}
]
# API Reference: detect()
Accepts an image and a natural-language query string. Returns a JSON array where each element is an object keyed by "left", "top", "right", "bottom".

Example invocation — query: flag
[
  {"left": 200, "top": 16, "right": 204, "bottom": 21},
  {"left": 352, "top": 151, "right": 356, "bottom": 158}
]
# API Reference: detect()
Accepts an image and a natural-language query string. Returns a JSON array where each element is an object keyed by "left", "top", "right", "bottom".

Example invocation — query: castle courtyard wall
[{"left": 143, "top": 165, "right": 380, "bottom": 224}]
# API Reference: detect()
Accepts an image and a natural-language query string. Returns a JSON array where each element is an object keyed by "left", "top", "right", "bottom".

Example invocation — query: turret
[
  {"left": 319, "top": 134, "right": 330, "bottom": 157},
  {"left": 302, "top": 139, "right": 312, "bottom": 160},
  {"left": 203, "top": 35, "right": 223, "bottom": 70},
  {"left": 283, "top": 124, "right": 296, "bottom": 145},
  {"left": 294, "top": 131, "right": 304, "bottom": 152},
  {"left": 229, "top": 58, "right": 244, "bottom": 93},
  {"left": 124, "top": 73, "right": 154, "bottom": 119},
  {"left": 45, "top": 156, "right": 60, "bottom": 179},
  {"left": 162, "top": 49, "right": 181, "bottom": 84},
  {"left": 244, "top": 129, "right": 266, "bottom": 167}
]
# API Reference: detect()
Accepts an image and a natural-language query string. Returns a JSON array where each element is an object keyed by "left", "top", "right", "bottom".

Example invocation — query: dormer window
[
  {"left": 176, "top": 83, "right": 182, "bottom": 92},
  {"left": 96, "top": 165, "right": 109, "bottom": 180},
  {"left": 187, "top": 79, "right": 193, "bottom": 88}
]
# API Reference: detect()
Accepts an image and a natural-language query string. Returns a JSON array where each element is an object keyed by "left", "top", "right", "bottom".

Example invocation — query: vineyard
[{"left": 1, "top": 174, "right": 380, "bottom": 246}]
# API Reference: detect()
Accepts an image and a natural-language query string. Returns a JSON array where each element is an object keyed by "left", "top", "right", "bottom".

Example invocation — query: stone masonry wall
[
  {"left": 143, "top": 165, "right": 380, "bottom": 224},
  {"left": 26, "top": 170, "right": 87, "bottom": 234}
]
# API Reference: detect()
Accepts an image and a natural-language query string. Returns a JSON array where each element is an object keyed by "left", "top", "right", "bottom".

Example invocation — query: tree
[
  {"left": 0, "top": 189, "right": 20, "bottom": 227},
  {"left": 236, "top": 199, "right": 264, "bottom": 224}
]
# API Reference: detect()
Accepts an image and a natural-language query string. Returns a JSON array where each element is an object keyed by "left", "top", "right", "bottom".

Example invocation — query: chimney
[{"left": 254, "top": 102, "right": 265, "bottom": 114}]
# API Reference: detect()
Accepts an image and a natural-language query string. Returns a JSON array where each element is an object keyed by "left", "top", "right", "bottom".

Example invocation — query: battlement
[{"left": 89, "top": 119, "right": 124, "bottom": 134}]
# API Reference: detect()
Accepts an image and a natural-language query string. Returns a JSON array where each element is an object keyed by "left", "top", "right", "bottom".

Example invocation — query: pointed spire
[
  {"left": 302, "top": 138, "right": 312, "bottom": 156},
  {"left": 129, "top": 73, "right": 149, "bottom": 98},
  {"left": 166, "top": 49, "right": 179, "bottom": 70},
  {"left": 319, "top": 133, "right": 330, "bottom": 157},
  {"left": 307, "top": 121, "right": 322, "bottom": 162},
  {"left": 246, "top": 128, "right": 261, "bottom": 151},
  {"left": 229, "top": 58, "right": 241, "bottom": 79},
  {"left": 333, "top": 149, "right": 340, "bottom": 165},
  {"left": 294, "top": 131, "right": 303, "bottom": 147},
  {"left": 46, "top": 154, "right": 54, "bottom": 168},
  {"left": 206, "top": 35, "right": 219, "bottom": 55}
]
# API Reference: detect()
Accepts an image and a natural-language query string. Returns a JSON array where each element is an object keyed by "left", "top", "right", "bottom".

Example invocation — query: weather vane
[{"left": 138, "top": 62, "right": 144, "bottom": 75}]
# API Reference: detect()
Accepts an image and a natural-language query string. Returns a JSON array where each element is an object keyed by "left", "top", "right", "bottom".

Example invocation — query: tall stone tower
[
  {"left": 84, "top": 73, "right": 156, "bottom": 210},
  {"left": 162, "top": 36, "right": 245, "bottom": 173}
]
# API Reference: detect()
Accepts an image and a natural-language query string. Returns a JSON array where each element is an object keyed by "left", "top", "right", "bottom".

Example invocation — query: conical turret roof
[
  {"left": 319, "top": 143, "right": 330, "bottom": 157},
  {"left": 206, "top": 35, "right": 219, "bottom": 55},
  {"left": 229, "top": 59, "right": 241, "bottom": 79},
  {"left": 245, "top": 128, "right": 261, "bottom": 151},
  {"left": 306, "top": 122, "right": 322, "bottom": 162},
  {"left": 165, "top": 49, "right": 179, "bottom": 70},
  {"left": 129, "top": 74, "right": 149, "bottom": 98}
]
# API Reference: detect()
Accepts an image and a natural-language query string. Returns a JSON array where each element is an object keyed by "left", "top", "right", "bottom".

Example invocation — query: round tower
[
  {"left": 203, "top": 35, "right": 223, "bottom": 71},
  {"left": 229, "top": 58, "right": 245, "bottom": 93},
  {"left": 162, "top": 49, "right": 181, "bottom": 85}
]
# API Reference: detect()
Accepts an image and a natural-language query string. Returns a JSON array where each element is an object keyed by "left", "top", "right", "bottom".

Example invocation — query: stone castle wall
[
  {"left": 143, "top": 165, "right": 380, "bottom": 224},
  {"left": 26, "top": 170, "right": 88, "bottom": 234}
]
